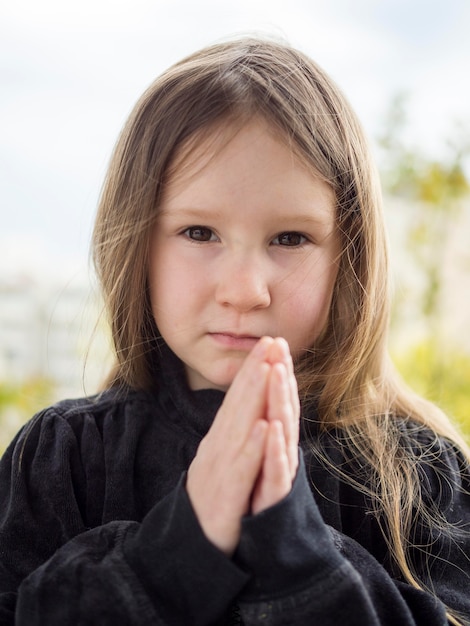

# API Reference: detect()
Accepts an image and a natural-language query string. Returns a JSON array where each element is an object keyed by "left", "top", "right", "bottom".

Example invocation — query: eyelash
[
  {"left": 182, "top": 227, "right": 309, "bottom": 247},
  {"left": 271, "top": 232, "right": 308, "bottom": 247},
  {"left": 182, "top": 226, "right": 217, "bottom": 242}
]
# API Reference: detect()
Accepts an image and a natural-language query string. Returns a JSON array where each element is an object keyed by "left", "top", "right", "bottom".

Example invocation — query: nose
[{"left": 215, "top": 253, "right": 271, "bottom": 312}]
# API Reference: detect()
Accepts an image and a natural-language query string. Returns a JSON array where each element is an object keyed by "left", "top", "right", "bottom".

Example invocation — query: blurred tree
[
  {"left": 379, "top": 94, "right": 469, "bottom": 335},
  {"left": 0, "top": 378, "right": 55, "bottom": 455},
  {"left": 393, "top": 340, "right": 470, "bottom": 439},
  {"left": 379, "top": 95, "right": 470, "bottom": 437}
]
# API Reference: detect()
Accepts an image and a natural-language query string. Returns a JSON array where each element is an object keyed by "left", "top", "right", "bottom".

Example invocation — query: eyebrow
[
  {"left": 158, "top": 207, "right": 225, "bottom": 220},
  {"left": 158, "top": 206, "right": 334, "bottom": 226}
]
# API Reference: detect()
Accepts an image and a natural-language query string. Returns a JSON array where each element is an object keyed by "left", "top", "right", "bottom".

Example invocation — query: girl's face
[{"left": 149, "top": 119, "right": 340, "bottom": 391}]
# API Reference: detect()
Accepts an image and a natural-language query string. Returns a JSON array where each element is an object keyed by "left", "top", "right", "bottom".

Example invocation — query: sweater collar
[{"left": 154, "top": 341, "right": 226, "bottom": 438}]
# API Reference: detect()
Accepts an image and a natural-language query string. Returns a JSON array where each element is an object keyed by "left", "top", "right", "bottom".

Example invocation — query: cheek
[
  {"left": 148, "top": 251, "right": 178, "bottom": 324},
  {"left": 149, "top": 252, "right": 207, "bottom": 326},
  {"left": 280, "top": 268, "right": 337, "bottom": 341},
  {"left": 283, "top": 288, "right": 330, "bottom": 326}
]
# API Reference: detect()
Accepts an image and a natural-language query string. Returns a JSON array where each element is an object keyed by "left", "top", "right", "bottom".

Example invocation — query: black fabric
[{"left": 1, "top": 347, "right": 469, "bottom": 625}]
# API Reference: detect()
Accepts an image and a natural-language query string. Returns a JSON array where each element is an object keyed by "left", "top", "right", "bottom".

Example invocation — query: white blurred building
[
  {"left": 385, "top": 195, "right": 470, "bottom": 353},
  {"left": 0, "top": 274, "right": 112, "bottom": 400}
]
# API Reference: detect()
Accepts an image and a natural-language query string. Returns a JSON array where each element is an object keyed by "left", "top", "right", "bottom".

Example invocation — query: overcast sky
[{"left": 2, "top": 0, "right": 469, "bottom": 282}]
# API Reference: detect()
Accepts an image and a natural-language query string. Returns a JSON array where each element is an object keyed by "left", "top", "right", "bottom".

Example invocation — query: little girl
[{"left": 1, "top": 37, "right": 469, "bottom": 626}]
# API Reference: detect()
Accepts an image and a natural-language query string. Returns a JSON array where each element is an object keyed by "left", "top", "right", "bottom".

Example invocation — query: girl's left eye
[
  {"left": 183, "top": 226, "right": 217, "bottom": 242},
  {"left": 272, "top": 232, "right": 308, "bottom": 247}
]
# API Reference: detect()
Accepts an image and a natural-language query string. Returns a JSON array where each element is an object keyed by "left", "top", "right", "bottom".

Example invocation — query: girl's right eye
[{"left": 183, "top": 226, "right": 217, "bottom": 242}]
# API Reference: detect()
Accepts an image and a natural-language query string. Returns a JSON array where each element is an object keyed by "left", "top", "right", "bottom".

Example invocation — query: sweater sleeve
[
  {"left": 234, "top": 452, "right": 470, "bottom": 626},
  {"left": 0, "top": 409, "right": 248, "bottom": 626}
]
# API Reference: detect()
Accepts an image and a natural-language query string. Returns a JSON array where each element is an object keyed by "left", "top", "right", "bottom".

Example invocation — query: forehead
[
  {"left": 162, "top": 116, "right": 333, "bottom": 204},
  {"left": 162, "top": 117, "right": 248, "bottom": 189}
]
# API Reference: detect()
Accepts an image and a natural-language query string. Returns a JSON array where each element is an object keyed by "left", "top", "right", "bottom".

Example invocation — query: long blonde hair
[{"left": 92, "top": 37, "right": 470, "bottom": 624}]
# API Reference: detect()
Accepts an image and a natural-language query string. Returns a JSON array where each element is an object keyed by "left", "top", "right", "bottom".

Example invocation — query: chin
[
  {"left": 208, "top": 374, "right": 235, "bottom": 392},
  {"left": 188, "top": 358, "right": 245, "bottom": 391},
  {"left": 208, "top": 365, "right": 241, "bottom": 391}
]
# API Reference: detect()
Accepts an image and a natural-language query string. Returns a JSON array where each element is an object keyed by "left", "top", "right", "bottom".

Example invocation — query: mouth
[{"left": 208, "top": 332, "right": 261, "bottom": 350}]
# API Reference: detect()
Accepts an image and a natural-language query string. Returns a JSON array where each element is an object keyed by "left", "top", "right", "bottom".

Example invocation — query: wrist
[{"left": 234, "top": 454, "right": 342, "bottom": 598}]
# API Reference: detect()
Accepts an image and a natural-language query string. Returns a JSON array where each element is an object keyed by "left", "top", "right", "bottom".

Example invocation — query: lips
[{"left": 208, "top": 332, "right": 261, "bottom": 350}]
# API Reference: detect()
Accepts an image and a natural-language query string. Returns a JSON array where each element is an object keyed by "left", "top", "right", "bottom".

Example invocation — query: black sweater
[{"left": 1, "top": 350, "right": 469, "bottom": 625}]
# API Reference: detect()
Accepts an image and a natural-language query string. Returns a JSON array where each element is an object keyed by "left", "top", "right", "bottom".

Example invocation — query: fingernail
[
  {"left": 253, "top": 336, "right": 272, "bottom": 356},
  {"left": 276, "top": 337, "right": 291, "bottom": 361}
]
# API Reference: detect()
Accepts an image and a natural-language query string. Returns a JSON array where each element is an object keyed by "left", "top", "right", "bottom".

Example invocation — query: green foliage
[
  {"left": 379, "top": 94, "right": 469, "bottom": 201},
  {"left": 417, "top": 162, "right": 468, "bottom": 205},
  {"left": 379, "top": 93, "right": 469, "bottom": 329},
  {"left": 381, "top": 95, "right": 470, "bottom": 441},
  {"left": 393, "top": 340, "right": 470, "bottom": 440},
  {"left": 0, "top": 378, "right": 55, "bottom": 455}
]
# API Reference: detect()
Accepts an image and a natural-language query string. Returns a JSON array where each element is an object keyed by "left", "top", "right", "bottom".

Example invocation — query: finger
[
  {"left": 267, "top": 362, "right": 299, "bottom": 480},
  {"left": 224, "top": 336, "right": 273, "bottom": 405},
  {"left": 210, "top": 346, "right": 271, "bottom": 444},
  {"left": 268, "top": 338, "right": 301, "bottom": 421},
  {"left": 282, "top": 341, "right": 301, "bottom": 423},
  {"left": 220, "top": 418, "right": 268, "bottom": 513},
  {"left": 264, "top": 420, "right": 291, "bottom": 492},
  {"left": 251, "top": 420, "right": 291, "bottom": 515},
  {"left": 274, "top": 338, "right": 300, "bottom": 472},
  {"left": 285, "top": 354, "right": 300, "bottom": 470}
]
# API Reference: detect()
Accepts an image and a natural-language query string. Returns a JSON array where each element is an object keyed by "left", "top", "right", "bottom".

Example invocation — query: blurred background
[{"left": 1, "top": 0, "right": 470, "bottom": 452}]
